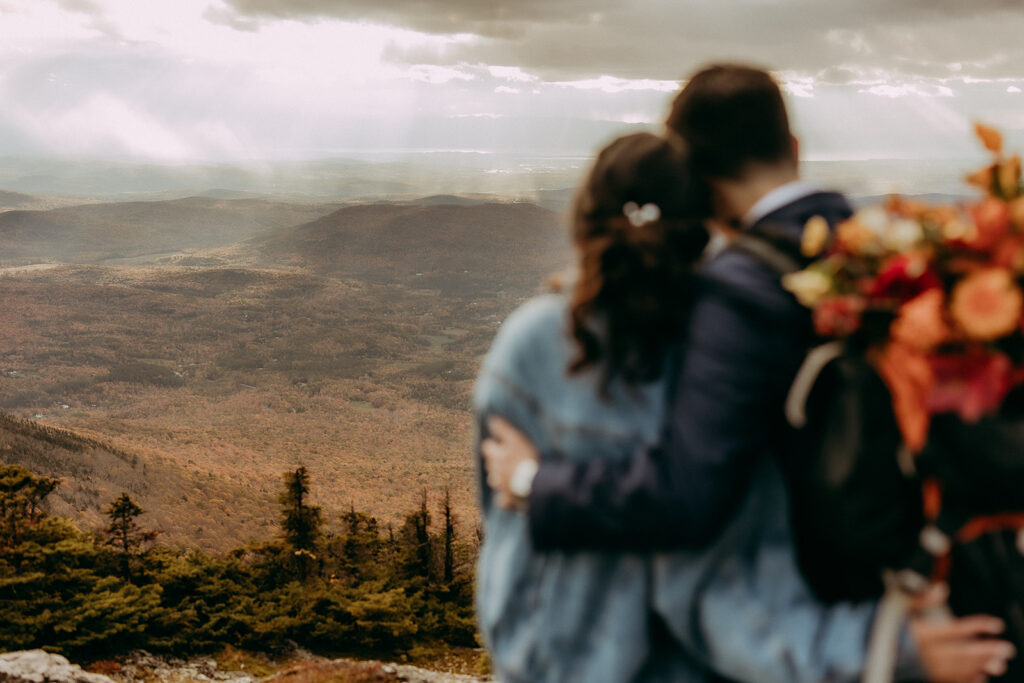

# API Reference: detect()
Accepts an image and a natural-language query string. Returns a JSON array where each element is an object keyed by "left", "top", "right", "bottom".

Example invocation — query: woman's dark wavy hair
[{"left": 568, "top": 132, "right": 710, "bottom": 391}]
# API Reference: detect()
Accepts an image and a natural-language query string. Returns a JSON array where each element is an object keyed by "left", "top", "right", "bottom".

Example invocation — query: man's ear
[
  {"left": 709, "top": 179, "right": 742, "bottom": 227},
  {"left": 790, "top": 135, "right": 800, "bottom": 164}
]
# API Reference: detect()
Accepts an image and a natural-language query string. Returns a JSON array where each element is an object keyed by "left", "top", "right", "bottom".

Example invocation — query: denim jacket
[{"left": 475, "top": 293, "right": 703, "bottom": 682}]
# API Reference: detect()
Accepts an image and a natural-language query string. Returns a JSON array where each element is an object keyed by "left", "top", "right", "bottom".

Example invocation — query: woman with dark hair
[{"left": 473, "top": 131, "right": 710, "bottom": 682}]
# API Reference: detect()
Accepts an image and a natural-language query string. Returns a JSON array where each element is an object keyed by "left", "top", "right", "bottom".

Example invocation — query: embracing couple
[{"left": 472, "top": 64, "right": 1018, "bottom": 682}]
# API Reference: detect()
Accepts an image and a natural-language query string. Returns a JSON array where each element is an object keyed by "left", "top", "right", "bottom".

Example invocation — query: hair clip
[{"left": 623, "top": 201, "right": 661, "bottom": 227}]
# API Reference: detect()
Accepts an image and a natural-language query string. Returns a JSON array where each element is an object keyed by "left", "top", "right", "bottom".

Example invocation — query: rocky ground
[{"left": 0, "top": 650, "right": 493, "bottom": 683}]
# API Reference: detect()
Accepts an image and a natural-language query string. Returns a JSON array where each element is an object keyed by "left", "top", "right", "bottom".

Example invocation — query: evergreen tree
[
  {"left": 0, "top": 464, "right": 481, "bottom": 658},
  {"left": 0, "top": 464, "right": 59, "bottom": 548},
  {"left": 397, "top": 489, "right": 432, "bottom": 582},
  {"left": 0, "top": 515, "right": 160, "bottom": 657},
  {"left": 102, "top": 492, "right": 158, "bottom": 581},
  {"left": 333, "top": 504, "right": 382, "bottom": 584},
  {"left": 278, "top": 466, "right": 323, "bottom": 581},
  {"left": 441, "top": 487, "right": 454, "bottom": 585}
]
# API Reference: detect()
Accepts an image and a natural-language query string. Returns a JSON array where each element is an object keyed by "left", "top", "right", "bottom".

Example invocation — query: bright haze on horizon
[{"left": 2, "top": 0, "right": 1024, "bottom": 174}]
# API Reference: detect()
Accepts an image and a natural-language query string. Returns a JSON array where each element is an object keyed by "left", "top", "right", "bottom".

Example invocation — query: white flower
[
  {"left": 782, "top": 269, "right": 833, "bottom": 307},
  {"left": 883, "top": 218, "right": 924, "bottom": 252},
  {"left": 801, "top": 215, "right": 830, "bottom": 257},
  {"left": 854, "top": 206, "right": 889, "bottom": 235}
]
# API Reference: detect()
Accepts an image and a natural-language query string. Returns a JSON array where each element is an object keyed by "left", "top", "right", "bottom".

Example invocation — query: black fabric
[
  {"left": 948, "top": 532, "right": 1024, "bottom": 681},
  {"left": 783, "top": 352, "right": 923, "bottom": 602},
  {"left": 917, "top": 395, "right": 1024, "bottom": 680},
  {"left": 920, "top": 391, "right": 1024, "bottom": 516}
]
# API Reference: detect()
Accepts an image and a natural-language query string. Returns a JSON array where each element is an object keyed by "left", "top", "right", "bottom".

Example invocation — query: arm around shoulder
[{"left": 526, "top": 273, "right": 806, "bottom": 551}]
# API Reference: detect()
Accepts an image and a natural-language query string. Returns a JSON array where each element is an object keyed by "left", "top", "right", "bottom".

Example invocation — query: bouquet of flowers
[{"left": 783, "top": 123, "right": 1024, "bottom": 453}]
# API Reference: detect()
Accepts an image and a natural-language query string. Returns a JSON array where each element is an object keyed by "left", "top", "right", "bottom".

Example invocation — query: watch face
[{"left": 510, "top": 459, "right": 539, "bottom": 499}]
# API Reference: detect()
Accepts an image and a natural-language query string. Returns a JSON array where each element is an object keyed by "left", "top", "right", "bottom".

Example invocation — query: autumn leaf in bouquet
[{"left": 783, "top": 123, "right": 1024, "bottom": 452}]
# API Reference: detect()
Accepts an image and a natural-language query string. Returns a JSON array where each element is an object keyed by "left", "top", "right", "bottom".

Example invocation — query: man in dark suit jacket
[{"left": 481, "top": 64, "right": 1015, "bottom": 682}]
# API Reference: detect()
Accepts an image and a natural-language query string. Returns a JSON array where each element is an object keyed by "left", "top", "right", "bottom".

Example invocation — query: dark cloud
[
  {"left": 202, "top": 5, "right": 262, "bottom": 32},
  {"left": 223, "top": 0, "right": 617, "bottom": 38},
  {"left": 53, "top": 0, "right": 122, "bottom": 38},
  {"left": 221, "top": 0, "right": 1024, "bottom": 83},
  {"left": 221, "top": 0, "right": 1023, "bottom": 33}
]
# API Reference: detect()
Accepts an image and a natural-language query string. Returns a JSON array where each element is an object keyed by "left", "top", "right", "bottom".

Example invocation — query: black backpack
[
  {"left": 733, "top": 229, "right": 1024, "bottom": 664},
  {"left": 729, "top": 228, "right": 922, "bottom": 598}
]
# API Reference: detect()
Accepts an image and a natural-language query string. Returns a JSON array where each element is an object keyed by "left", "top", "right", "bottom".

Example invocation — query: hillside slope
[
  {"left": 0, "top": 412, "right": 276, "bottom": 549},
  {"left": 251, "top": 202, "right": 570, "bottom": 295}
]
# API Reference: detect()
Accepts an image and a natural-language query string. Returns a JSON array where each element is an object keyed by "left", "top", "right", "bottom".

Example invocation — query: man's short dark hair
[{"left": 666, "top": 64, "right": 794, "bottom": 180}]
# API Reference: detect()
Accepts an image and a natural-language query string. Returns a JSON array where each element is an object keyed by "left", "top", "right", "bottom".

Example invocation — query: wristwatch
[{"left": 509, "top": 459, "right": 539, "bottom": 500}]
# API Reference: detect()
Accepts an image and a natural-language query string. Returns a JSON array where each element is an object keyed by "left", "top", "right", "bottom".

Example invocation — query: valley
[{"left": 0, "top": 193, "right": 572, "bottom": 550}]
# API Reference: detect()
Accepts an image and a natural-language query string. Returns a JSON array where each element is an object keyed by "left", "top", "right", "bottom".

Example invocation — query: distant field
[{"left": 0, "top": 197, "right": 570, "bottom": 549}]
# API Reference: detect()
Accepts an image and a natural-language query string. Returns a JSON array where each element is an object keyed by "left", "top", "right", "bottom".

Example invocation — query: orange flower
[
  {"left": 875, "top": 341, "right": 934, "bottom": 452},
  {"left": 963, "top": 197, "right": 1011, "bottom": 251},
  {"left": 976, "top": 122, "right": 1004, "bottom": 154},
  {"left": 835, "top": 217, "right": 878, "bottom": 255},
  {"left": 949, "top": 267, "right": 1024, "bottom": 341},
  {"left": 891, "top": 289, "right": 950, "bottom": 351}
]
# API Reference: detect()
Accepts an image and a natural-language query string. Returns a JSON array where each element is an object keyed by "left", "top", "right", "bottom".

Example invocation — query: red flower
[
  {"left": 813, "top": 296, "right": 865, "bottom": 337},
  {"left": 869, "top": 253, "right": 941, "bottom": 301},
  {"left": 927, "top": 349, "right": 1014, "bottom": 422},
  {"left": 993, "top": 235, "right": 1024, "bottom": 271}
]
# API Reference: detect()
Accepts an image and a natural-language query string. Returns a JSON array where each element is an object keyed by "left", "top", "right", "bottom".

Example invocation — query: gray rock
[{"left": 0, "top": 651, "right": 115, "bottom": 683}]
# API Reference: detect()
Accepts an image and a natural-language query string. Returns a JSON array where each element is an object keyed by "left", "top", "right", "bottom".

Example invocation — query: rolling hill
[
  {"left": 0, "top": 197, "right": 340, "bottom": 265},
  {"left": 249, "top": 202, "right": 571, "bottom": 295},
  {"left": 0, "top": 412, "right": 277, "bottom": 549}
]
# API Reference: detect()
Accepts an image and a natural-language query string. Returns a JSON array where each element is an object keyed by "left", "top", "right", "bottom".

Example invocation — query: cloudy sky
[{"left": 2, "top": 0, "right": 1024, "bottom": 163}]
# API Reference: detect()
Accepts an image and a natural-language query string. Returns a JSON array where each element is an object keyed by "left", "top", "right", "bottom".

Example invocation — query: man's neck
[{"left": 711, "top": 163, "right": 800, "bottom": 227}]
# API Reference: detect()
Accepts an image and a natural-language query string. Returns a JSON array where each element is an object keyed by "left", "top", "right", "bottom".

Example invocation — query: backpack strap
[
  {"left": 862, "top": 572, "right": 911, "bottom": 683},
  {"left": 785, "top": 340, "right": 844, "bottom": 428},
  {"left": 731, "top": 233, "right": 803, "bottom": 276},
  {"left": 727, "top": 221, "right": 807, "bottom": 276},
  {"left": 725, "top": 224, "right": 835, "bottom": 427}
]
